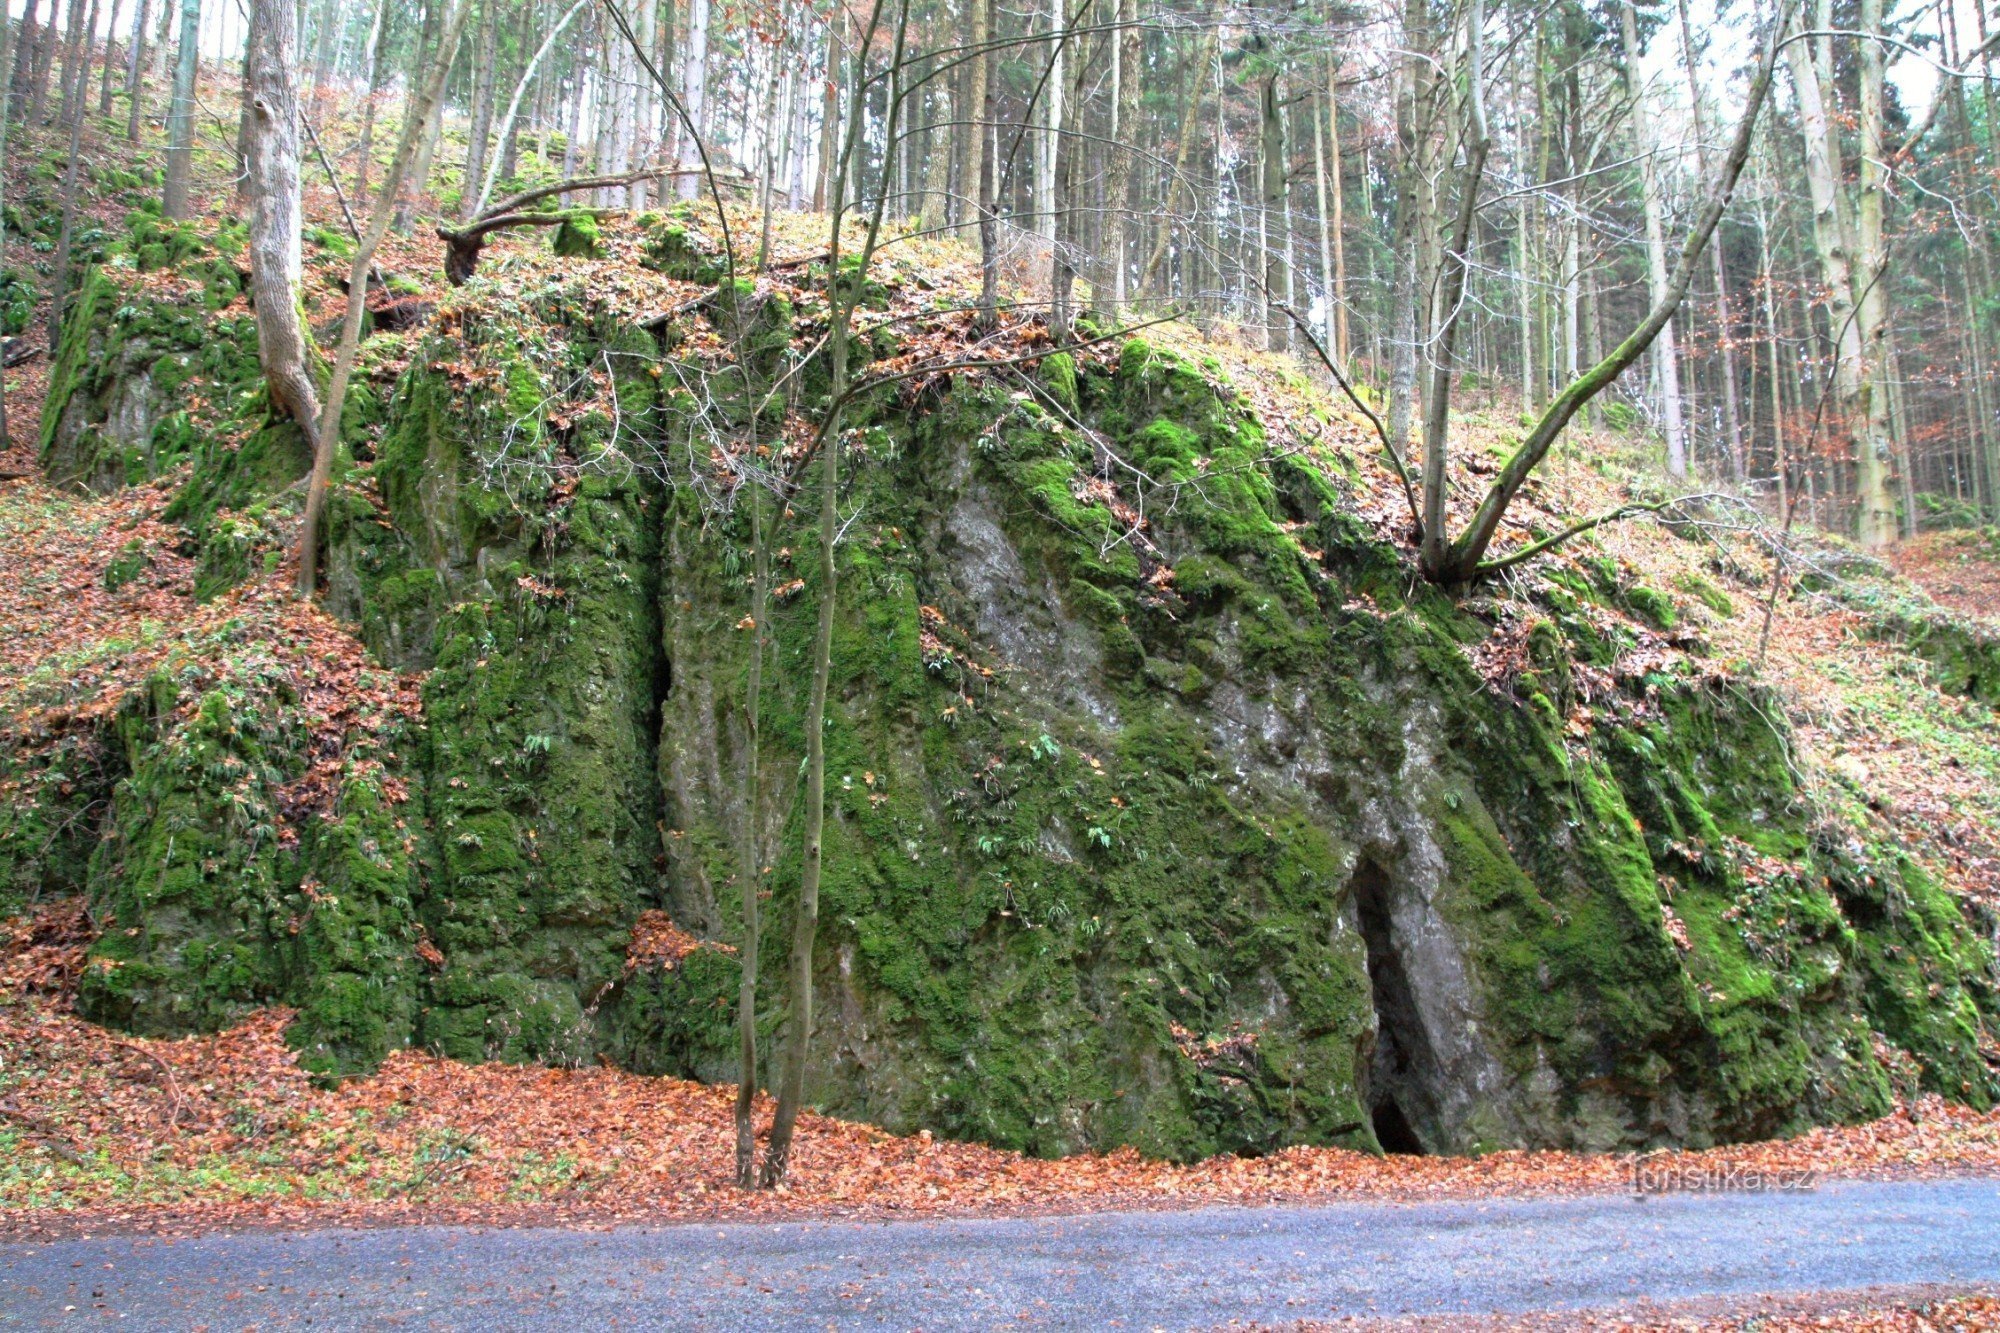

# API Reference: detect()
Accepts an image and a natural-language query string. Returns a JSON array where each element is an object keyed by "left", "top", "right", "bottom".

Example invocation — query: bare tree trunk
[
  {"left": 235, "top": 0, "right": 259, "bottom": 201},
  {"left": 296, "top": 0, "right": 472, "bottom": 595},
  {"left": 9, "top": 0, "right": 41, "bottom": 114},
  {"left": 49, "top": 6, "right": 95, "bottom": 350},
  {"left": 731, "top": 470, "right": 769, "bottom": 1188},
  {"left": 27, "top": 0, "right": 65, "bottom": 125},
  {"left": 123, "top": 0, "right": 149, "bottom": 140},
  {"left": 760, "top": 0, "right": 905, "bottom": 1191},
  {"left": 459, "top": 0, "right": 498, "bottom": 219},
  {"left": 676, "top": 0, "right": 709, "bottom": 199},
  {"left": 393, "top": 0, "right": 446, "bottom": 230},
  {"left": 974, "top": 0, "right": 997, "bottom": 328},
  {"left": 1851, "top": 0, "right": 1897, "bottom": 545},
  {"left": 1138, "top": 29, "right": 1207, "bottom": 299},
  {"left": 1101, "top": 0, "right": 1134, "bottom": 310},
  {"left": 1038, "top": 0, "right": 1062, "bottom": 242},
  {"left": 57, "top": 0, "right": 95, "bottom": 127},
  {"left": 962, "top": 0, "right": 990, "bottom": 242},
  {"left": 350, "top": 0, "right": 386, "bottom": 197},
  {"left": 477, "top": 0, "right": 586, "bottom": 214},
  {"left": 1049, "top": 0, "right": 1088, "bottom": 336},
  {"left": 1326, "top": 58, "right": 1348, "bottom": 363},
  {"left": 99, "top": 0, "right": 127, "bottom": 115},
  {"left": 161, "top": 0, "right": 199, "bottom": 218},
  {"left": 245, "top": 0, "right": 321, "bottom": 447},
  {"left": 1677, "top": 0, "right": 1745, "bottom": 480},
  {"left": 1417, "top": 0, "right": 1490, "bottom": 574},
  {"left": 1621, "top": 0, "right": 1688, "bottom": 479}
]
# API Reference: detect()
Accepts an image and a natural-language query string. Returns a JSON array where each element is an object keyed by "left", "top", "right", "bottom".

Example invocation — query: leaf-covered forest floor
[{"left": 4, "top": 71, "right": 2000, "bottom": 1275}]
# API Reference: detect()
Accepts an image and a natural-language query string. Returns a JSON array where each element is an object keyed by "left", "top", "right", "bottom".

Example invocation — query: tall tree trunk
[
  {"left": 235, "top": 0, "right": 259, "bottom": 201},
  {"left": 1038, "top": 0, "right": 1063, "bottom": 242},
  {"left": 1326, "top": 58, "right": 1348, "bottom": 363},
  {"left": 56, "top": 0, "right": 91, "bottom": 126},
  {"left": 1258, "top": 68, "right": 1286, "bottom": 351},
  {"left": 160, "top": 0, "right": 199, "bottom": 218},
  {"left": 676, "top": 0, "right": 709, "bottom": 199},
  {"left": 731, "top": 472, "right": 769, "bottom": 1188},
  {"left": 962, "top": 0, "right": 990, "bottom": 242},
  {"left": 1101, "top": 0, "right": 1134, "bottom": 309},
  {"left": 245, "top": 0, "right": 321, "bottom": 442},
  {"left": 1138, "top": 29, "right": 1208, "bottom": 299},
  {"left": 9, "top": 0, "right": 41, "bottom": 114},
  {"left": 760, "top": 0, "right": 905, "bottom": 1190},
  {"left": 1049, "top": 1, "right": 1088, "bottom": 337},
  {"left": 1677, "top": 0, "right": 1745, "bottom": 479},
  {"left": 975, "top": 0, "right": 998, "bottom": 328},
  {"left": 459, "top": 0, "right": 498, "bottom": 219},
  {"left": 350, "top": 0, "right": 387, "bottom": 198},
  {"left": 1851, "top": 0, "right": 1897, "bottom": 545},
  {"left": 1417, "top": 0, "right": 1489, "bottom": 575},
  {"left": 123, "top": 0, "right": 149, "bottom": 140},
  {"left": 1786, "top": 0, "right": 1877, "bottom": 542},
  {"left": 1621, "top": 0, "right": 1689, "bottom": 478},
  {"left": 49, "top": 0, "right": 96, "bottom": 350},
  {"left": 393, "top": 0, "right": 445, "bottom": 231},
  {"left": 99, "top": 0, "right": 127, "bottom": 115},
  {"left": 28, "top": 0, "right": 64, "bottom": 125}
]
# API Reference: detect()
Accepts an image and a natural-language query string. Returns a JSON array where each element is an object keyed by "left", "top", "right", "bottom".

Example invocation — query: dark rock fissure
[{"left": 1352, "top": 859, "right": 1432, "bottom": 1156}]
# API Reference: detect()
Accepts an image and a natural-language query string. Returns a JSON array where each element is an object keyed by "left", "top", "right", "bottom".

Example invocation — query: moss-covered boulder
[{"left": 18, "top": 250, "right": 1997, "bottom": 1156}]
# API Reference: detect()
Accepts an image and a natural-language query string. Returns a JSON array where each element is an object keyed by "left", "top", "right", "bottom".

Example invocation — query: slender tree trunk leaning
[
  {"left": 161, "top": 0, "right": 200, "bottom": 219},
  {"left": 1416, "top": 0, "right": 1490, "bottom": 574},
  {"left": 760, "top": 0, "right": 903, "bottom": 1192},
  {"left": 732, "top": 470, "right": 769, "bottom": 1188},
  {"left": 1432, "top": 1, "right": 1786, "bottom": 583},
  {"left": 393, "top": 0, "right": 447, "bottom": 233},
  {"left": 295, "top": 0, "right": 473, "bottom": 595},
  {"left": 476, "top": 0, "right": 587, "bottom": 215}
]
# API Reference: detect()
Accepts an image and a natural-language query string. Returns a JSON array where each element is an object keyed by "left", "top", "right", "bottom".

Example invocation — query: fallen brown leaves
[
  {"left": 1293, "top": 1288, "right": 2000, "bottom": 1331},
  {"left": 0, "top": 475, "right": 422, "bottom": 835},
  {"left": 3, "top": 896, "right": 1997, "bottom": 1242}
]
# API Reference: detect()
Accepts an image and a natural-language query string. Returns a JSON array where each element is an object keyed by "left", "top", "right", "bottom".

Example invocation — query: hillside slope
[{"left": 3, "top": 191, "right": 1997, "bottom": 1164}]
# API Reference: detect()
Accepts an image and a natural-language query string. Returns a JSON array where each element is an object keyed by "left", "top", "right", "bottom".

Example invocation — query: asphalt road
[{"left": 3, "top": 1178, "right": 1996, "bottom": 1329}]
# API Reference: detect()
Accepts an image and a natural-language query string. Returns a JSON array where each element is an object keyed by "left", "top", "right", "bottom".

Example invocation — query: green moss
[{"left": 551, "top": 212, "right": 603, "bottom": 259}]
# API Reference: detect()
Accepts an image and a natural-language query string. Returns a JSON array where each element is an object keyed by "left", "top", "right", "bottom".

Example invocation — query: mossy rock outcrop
[{"left": 13, "top": 253, "right": 1998, "bottom": 1158}]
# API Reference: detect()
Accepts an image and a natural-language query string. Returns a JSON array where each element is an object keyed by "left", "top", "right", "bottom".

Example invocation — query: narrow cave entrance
[{"left": 1351, "top": 859, "right": 1431, "bottom": 1156}]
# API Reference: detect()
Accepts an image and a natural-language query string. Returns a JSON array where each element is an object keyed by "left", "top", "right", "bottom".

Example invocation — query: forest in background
[{"left": 7, "top": 0, "right": 2000, "bottom": 545}]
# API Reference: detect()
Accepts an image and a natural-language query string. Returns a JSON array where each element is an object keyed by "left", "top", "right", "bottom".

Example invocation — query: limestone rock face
[{"left": 13, "top": 244, "right": 1997, "bottom": 1159}]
